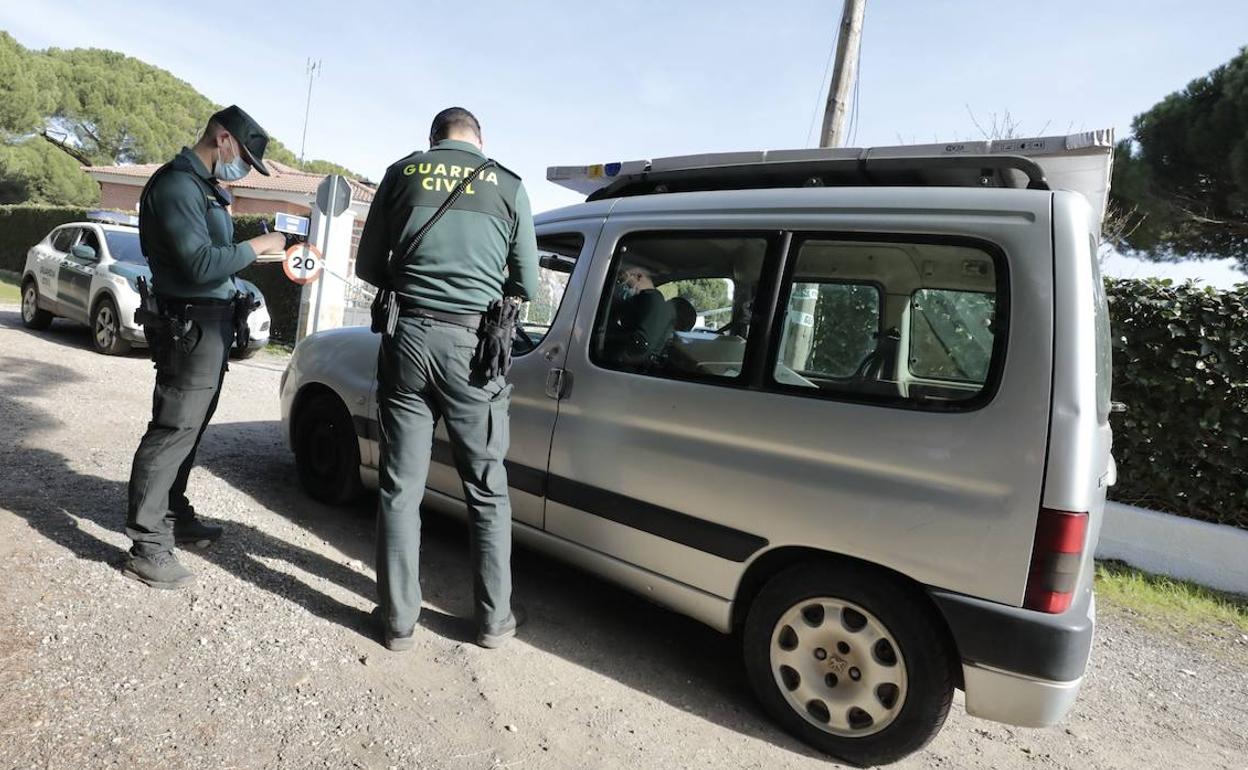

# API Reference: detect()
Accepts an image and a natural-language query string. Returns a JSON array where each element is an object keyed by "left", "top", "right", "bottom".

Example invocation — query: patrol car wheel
[
  {"left": 742, "top": 561, "right": 955, "bottom": 767},
  {"left": 91, "top": 296, "right": 131, "bottom": 355},
  {"left": 294, "top": 391, "right": 364, "bottom": 505},
  {"left": 21, "top": 279, "right": 54, "bottom": 330}
]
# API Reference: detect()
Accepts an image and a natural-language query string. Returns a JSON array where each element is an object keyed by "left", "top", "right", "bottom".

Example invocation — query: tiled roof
[{"left": 84, "top": 158, "right": 375, "bottom": 204}]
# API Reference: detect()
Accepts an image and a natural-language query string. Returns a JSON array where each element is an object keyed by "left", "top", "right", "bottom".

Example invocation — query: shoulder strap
[{"left": 387, "top": 159, "right": 498, "bottom": 276}]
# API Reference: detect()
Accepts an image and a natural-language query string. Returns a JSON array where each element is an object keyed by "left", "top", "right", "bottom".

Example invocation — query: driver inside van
[{"left": 603, "top": 262, "right": 675, "bottom": 367}]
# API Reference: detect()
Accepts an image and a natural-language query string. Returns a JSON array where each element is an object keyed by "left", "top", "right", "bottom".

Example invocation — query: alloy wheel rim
[
  {"left": 22, "top": 286, "right": 37, "bottom": 321},
  {"left": 96, "top": 306, "right": 115, "bottom": 348},
  {"left": 770, "top": 597, "right": 908, "bottom": 737}
]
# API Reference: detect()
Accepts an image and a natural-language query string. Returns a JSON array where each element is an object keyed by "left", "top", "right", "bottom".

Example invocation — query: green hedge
[
  {"left": 1106, "top": 278, "right": 1248, "bottom": 529},
  {"left": 233, "top": 214, "right": 302, "bottom": 343},
  {"left": 0, "top": 205, "right": 92, "bottom": 272}
]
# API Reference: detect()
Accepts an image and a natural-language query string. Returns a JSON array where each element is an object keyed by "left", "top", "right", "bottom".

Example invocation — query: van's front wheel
[{"left": 742, "top": 562, "right": 955, "bottom": 766}]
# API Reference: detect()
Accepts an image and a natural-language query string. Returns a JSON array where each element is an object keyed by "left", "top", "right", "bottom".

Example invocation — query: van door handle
[{"left": 545, "top": 368, "right": 570, "bottom": 400}]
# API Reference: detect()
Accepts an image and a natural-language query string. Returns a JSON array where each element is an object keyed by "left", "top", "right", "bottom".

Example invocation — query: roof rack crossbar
[{"left": 585, "top": 154, "right": 1050, "bottom": 202}]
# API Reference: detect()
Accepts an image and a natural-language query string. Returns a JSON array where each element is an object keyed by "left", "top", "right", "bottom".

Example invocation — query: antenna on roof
[{"left": 299, "top": 59, "right": 322, "bottom": 164}]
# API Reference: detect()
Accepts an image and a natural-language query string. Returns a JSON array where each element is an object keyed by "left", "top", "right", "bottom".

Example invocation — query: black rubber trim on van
[
  {"left": 928, "top": 585, "right": 1094, "bottom": 682},
  {"left": 356, "top": 421, "right": 768, "bottom": 560},
  {"left": 431, "top": 437, "right": 547, "bottom": 498},
  {"left": 546, "top": 476, "right": 769, "bottom": 563},
  {"left": 350, "top": 421, "right": 547, "bottom": 498}
]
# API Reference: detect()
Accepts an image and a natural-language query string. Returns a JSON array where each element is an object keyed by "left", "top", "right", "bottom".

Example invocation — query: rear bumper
[
  {"left": 961, "top": 662, "right": 1084, "bottom": 727},
  {"left": 930, "top": 586, "right": 1096, "bottom": 727}
]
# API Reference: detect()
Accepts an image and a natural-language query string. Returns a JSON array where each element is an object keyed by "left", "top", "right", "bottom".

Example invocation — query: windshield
[{"left": 104, "top": 230, "right": 146, "bottom": 265}]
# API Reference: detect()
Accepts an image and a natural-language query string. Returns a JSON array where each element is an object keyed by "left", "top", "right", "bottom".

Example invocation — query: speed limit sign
[{"left": 283, "top": 242, "right": 323, "bottom": 285}]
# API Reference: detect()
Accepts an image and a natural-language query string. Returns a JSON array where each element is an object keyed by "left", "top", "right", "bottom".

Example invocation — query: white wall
[
  {"left": 1096, "top": 502, "right": 1248, "bottom": 595},
  {"left": 297, "top": 207, "right": 357, "bottom": 340}
]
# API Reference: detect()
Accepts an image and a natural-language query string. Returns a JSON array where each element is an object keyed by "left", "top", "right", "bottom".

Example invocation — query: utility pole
[
  {"left": 818, "top": 0, "right": 866, "bottom": 148},
  {"left": 299, "top": 59, "right": 322, "bottom": 164},
  {"left": 787, "top": 0, "right": 866, "bottom": 373}
]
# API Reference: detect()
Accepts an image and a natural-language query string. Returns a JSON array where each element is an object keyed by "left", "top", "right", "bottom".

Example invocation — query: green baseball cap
[{"left": 210, "top": 105, "right": 271, "bottom": 176}]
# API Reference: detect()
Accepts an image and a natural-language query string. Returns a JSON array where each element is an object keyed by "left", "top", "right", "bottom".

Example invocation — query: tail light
[{"left": 1023, "top": 508, "right": 1088, "bottom": 613}]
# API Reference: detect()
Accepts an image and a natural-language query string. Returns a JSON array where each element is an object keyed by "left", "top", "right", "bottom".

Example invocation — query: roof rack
[
  {"left": 548, "top": 129, "right": 1115, "bottom": 228},
  {"left": 585, "top": 154, "right": 1050, "bottom": 202}
]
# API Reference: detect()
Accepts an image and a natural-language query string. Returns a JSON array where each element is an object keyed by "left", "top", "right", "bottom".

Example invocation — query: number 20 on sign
[{"left": 283, "top": 243, "right": 323, "bottom": 285}]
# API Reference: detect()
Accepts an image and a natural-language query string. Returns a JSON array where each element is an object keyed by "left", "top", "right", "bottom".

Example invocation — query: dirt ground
[{"left": 1, "top": 305, "right": 1245, "bottom": 770}]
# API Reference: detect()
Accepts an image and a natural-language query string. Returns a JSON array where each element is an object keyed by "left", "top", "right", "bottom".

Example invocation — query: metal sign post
[{"left": 310, "top": 174, "right": 352, "bottom": 334}]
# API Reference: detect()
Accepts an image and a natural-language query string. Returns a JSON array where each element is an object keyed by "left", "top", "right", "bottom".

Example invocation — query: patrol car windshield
[{"left": 104, "top": 230, "right": 147, "bottom": 265}]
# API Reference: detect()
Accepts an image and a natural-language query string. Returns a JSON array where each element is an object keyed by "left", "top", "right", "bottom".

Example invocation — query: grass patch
[
  {"left": 0, "top": 272, "right": 21, "bottom": 304},
  {"left": 1096, "top": 560, "right": 1248, "bottom": 634},
  {"left": 265, "top": 341, "right": 295, "bottom": 356}
]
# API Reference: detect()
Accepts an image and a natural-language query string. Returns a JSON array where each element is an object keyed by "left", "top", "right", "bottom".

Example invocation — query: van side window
[
  {"left": 909, "top": 289, "right": 995, "bottom": 382},
  {"left": 776, "top": 282, "right": 881, "bottom": 380},
  {"left": 591, "top": 232, "right": 771, "bottom": 381},
  {"left": 770, "top": 236, "right": 1005, "bottom": 408},
  {"left": 516, "top": 232, "right": 583, "bottom": 351}
]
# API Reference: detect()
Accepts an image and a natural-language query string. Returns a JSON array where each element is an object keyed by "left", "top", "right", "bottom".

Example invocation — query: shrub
[
  {"left": 233, "top": 214, "right": 302, "bottom": 343},
  {"left": 1106, "top": 278, "right": 1248, "bottom": 529}
]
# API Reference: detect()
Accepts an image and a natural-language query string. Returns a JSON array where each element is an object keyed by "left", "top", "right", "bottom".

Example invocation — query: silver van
[{"left": 280, "top": 133, "right": 1115, "bottom": 765}]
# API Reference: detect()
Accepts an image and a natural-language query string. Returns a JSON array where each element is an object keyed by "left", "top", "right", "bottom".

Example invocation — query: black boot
[
  {"left": 122, "top": 551, "right": 195, "bottom": 590},
  {"left": 170, "top": 509, "right": 223, "bottom": 548}
]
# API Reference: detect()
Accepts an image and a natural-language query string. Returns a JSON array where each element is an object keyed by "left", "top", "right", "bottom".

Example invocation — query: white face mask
[{"left": 214, "top": 138, "right": 250, "bottom": 181}]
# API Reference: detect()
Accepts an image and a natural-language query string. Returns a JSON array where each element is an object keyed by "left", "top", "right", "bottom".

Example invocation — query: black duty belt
[
  {"left": 405, "top": 307, "right": 482, "bottom": 330},
  {"left": 160, "top": 297, "right": 236, "bottom": 322}
]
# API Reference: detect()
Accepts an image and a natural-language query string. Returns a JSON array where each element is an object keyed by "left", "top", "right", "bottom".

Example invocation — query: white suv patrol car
[
  {"left": 280, "top": 132, "right": 1116, "bottom": 765},
  {"left": 20, "top": 213, "right": 271, "bottom": 357}
]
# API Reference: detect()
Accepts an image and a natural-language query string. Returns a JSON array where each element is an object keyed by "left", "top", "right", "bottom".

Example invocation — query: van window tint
[
  {"left": 909, "top": 289, "right": 995, "bottom": 382},
  {"left": 516, "top": 232, "right": 583, "bottom": 350},
  {"left": 769, "top": 236, "right": 1004, "bottom": 407},
  {"left": 592, "top": 232, "right": 771, "bottom": 381}
]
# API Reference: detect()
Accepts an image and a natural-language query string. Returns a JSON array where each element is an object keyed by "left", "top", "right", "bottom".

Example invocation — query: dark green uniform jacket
[
  {"left": 139, "top": 147, "right": 256, "bottom": 300},
  {"left": 355, "top": 140, "right": 539, "bottom": 314}
]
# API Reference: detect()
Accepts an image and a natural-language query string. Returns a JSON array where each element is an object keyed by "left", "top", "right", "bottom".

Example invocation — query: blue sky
[{"left": 3, "top": 0, "right": 1246, "bottom": 284}]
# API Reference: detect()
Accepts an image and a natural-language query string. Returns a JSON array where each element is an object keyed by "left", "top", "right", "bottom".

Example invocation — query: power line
[
  {"left": 847, "top": 39, "right": 863, "bottom": 146},
  {"left": 299, "top": 59, "right": 322, "bottom": 164},
  {"left": 805, "top": 35, "right": 839, "bottom": 146}
]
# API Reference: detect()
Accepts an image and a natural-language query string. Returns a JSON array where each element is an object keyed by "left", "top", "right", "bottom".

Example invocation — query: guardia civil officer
[
  {"left": 123, "top": 106, "right": 288, "bottom": 589},
  {"left": 356, "top": 107, "right": 538, "bottom": 651}
]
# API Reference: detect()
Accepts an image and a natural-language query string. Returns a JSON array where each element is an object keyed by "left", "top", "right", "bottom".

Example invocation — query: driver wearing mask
[{"left": 603, "top": 262, "right": 675, "bottom": 367}]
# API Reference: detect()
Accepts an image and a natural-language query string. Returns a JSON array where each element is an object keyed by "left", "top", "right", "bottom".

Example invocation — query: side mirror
[{"left": 70, "top": 244, "right": 97, "bottom": 261}]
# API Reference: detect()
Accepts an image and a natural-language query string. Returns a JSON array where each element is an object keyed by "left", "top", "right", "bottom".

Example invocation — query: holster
[
  {"left": 370, "top": 288, "right": 399, "bottom": 338},
  {"left": 472, "top": 298, "right": 521, "bottom": 381},
  {"left": 232, "top": 291, "right": 260, "bottom": 350},
  {"left": 134, "top": 276, "right": 164, "bottom": 328}
]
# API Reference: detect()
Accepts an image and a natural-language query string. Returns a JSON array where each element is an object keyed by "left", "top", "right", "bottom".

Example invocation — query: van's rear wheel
[
  {"left": 294, "top": 391, "right": 364, "bottom": 505},
  {"left": 743, "top": 562, "right": 954, "bottom": 766}
]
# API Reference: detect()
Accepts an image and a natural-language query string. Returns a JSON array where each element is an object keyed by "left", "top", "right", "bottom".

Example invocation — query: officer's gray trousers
[
  {"left": 375, "top": 316, "right": 513, "bottom": 636},
  {"left": 126, "top": 319, "right": 233, "bottom": 556}
]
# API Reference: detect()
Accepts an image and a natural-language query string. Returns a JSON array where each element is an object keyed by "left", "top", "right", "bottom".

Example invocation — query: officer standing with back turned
[
  {"left": 123, "top": 106, "right": 287, "bottom": 589},
  {"left": 356, "top": 107, "right": 538, "bottom": 651}
]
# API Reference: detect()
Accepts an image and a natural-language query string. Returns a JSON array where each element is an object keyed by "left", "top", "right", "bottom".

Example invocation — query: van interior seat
[{"left": 668, "top": 297, "right": 697, "bottom": 332}]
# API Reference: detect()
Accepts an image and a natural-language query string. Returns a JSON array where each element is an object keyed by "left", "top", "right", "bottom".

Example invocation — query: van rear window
[{"left": 769, "top": 235, "right": 1006, "bottom": 410}]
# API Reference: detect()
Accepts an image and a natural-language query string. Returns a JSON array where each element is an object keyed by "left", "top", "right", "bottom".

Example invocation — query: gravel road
[{"left": 1, "top": 305, "right": 1245, "bottom": 770}]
